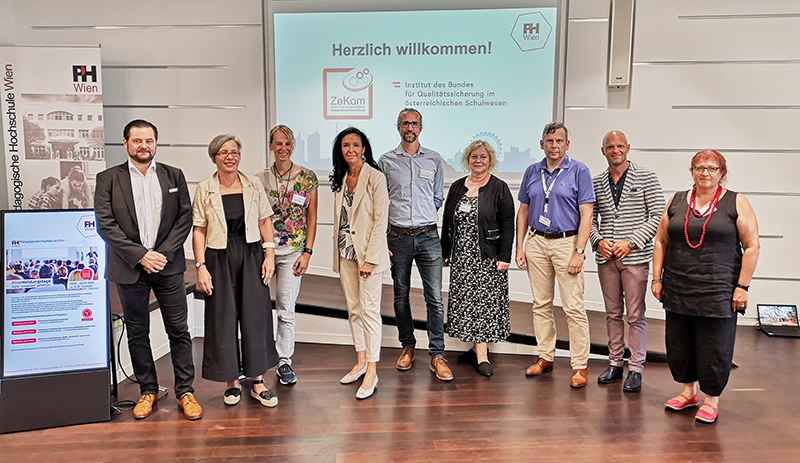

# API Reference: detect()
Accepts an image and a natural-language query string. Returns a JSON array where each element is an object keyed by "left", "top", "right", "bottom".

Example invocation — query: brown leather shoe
[
  {"left": 430, "top": 357, "right": 453, "bottom": 381},
  {"left": 177, "top": 392, "right": 203, "bottom": 420},
  {"left": 133, "top": 394, "right": 157, "bottom": 419},
  {"left": 396, "top": 348, "right": 415, "bottom": 371},
  {"left": 525, "top": 358, "right": 554, "bottom": 376},
  {"left": 570, "top": 369, "right": 588, "bottom": 388}
]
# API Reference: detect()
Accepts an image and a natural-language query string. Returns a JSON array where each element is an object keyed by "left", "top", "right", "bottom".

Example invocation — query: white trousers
[{"left": 338, "top": 257, "right": 383, "bottom": 363}]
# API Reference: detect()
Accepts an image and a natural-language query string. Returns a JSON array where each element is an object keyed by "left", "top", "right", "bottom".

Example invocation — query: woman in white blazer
[
  {"left": 330, "top": 127, "right": 390, "bottom": 400},
  {"left": 192, "top": 134, "right": 279, "bottom": 408}
]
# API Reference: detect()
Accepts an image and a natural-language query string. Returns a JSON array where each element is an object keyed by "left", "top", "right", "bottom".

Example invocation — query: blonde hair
[
  {"left": 461, "top": 140, "right": 498, "bottom": 173},
  {"left": 269, "top": 125, "right": 295, "bottom": 146}
]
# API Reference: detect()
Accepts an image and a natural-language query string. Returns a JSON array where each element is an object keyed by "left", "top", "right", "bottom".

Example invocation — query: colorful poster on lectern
[
  {"left": 1, "top": 45, "right": 105, "bottom": 211},
  {"left": 3, "top": 210, "right": 108, "bottom": 378}
]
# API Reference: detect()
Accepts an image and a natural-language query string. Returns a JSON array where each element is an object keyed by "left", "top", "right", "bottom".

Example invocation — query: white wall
[
  {"left": 3, "top": 0, "right": 797, "bottom": 327},
  {"left": 0, "top": 0, "right": 269, "bottom": 205},
  {"left": 565, "top": 0, "right": 800, "bottom": 323}
]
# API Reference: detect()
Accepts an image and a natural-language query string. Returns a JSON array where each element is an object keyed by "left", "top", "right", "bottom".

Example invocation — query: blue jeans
[{"left": 387, "top": 228, "right": 445, "bottom": 358}]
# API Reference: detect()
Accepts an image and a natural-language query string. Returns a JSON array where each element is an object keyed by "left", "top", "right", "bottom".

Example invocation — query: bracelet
[
  {"left": 651, "top": 279, "right": 663, "bottom": 284},
  {"left": 302, "top": 247, "right": 313, "bottom": 255},
  {"left": 262, "top": 241, "right": 275, "bottom": 249},
  {"left": 736, "top": 283, "right": 749, "bottom": 291}
]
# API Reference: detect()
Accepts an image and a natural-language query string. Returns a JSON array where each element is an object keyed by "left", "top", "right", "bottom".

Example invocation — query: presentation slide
[
  {"left": 273, "top": 7, "right": 559, "bottom": 176},
  {"left": 3, "top": 210, "right": 108, "bottom": 377}
]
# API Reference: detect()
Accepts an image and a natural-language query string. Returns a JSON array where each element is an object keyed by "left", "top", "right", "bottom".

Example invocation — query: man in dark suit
[{"left": 95, "top": 119, "right": 202, "bottom": 420}]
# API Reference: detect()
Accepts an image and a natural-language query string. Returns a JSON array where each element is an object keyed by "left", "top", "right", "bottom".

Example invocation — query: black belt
[
  {"left": 530, "top": 228, "right": 578, "bottom": 239},
  {"left": 390, "top": 224, "right": 437, "bottom": 236}
]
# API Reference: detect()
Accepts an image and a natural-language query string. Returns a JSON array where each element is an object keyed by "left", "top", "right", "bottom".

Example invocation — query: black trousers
[
  {"left": 117, "top": 271, "right": 195, "bottom": 396},
  {"left": 202, "top": 236, "right": 277, "bottom": 382},
  {"left": 665, "top": 310, "right": 737, "bottom": 397}
]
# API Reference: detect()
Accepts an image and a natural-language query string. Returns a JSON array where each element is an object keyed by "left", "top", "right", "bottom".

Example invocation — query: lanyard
[{"left": 540, "top": 168, "right": 563, "bottom": 217}]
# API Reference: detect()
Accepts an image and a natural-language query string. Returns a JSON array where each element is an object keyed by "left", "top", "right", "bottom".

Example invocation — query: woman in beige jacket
[
  {"left": 192, "top": 134, "right": 279, "bottom": 408},
  {"left": 330, "top": 127, "right": 390, "bottom": 400}
]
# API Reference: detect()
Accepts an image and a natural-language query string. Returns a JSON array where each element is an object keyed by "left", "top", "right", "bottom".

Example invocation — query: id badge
[
  {"left": 419, "top": 169, "right": 434, "bottom": 180},
  {"left": 538, "top": 215, "right": 551, "bottom": 227},
  {"left": 290, "top": 191, "right": 307, "bottom": 206},
  {"left": 458, "top": 203, "right": 471, "bottom": 213}
]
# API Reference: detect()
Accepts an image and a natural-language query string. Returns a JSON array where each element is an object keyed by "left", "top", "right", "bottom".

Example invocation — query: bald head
[
  {"left": 601, "top": 130, "right": 630, "bottom": 168},
  {"left": 602, "top": 130, "right": 628, "bottom": 147}
]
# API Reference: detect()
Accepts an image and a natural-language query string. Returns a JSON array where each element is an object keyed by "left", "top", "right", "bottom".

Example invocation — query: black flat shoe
[
  {"left": 223, "top": 386, "right": 242, "bottom": 406},
  {"left": 477, "top": 361, "right": 493, "bottom": 377},
  {"left": 458, "top": 349, "right": 479, "bottom": 366},
  {"left": 623, "top": 371, "right": 642, "bottom": 392},
  {"left": 597, "top": 365, "right": 624, "bottom": 384}
]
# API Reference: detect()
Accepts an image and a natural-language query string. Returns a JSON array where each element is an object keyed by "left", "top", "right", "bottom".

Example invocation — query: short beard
[{"left": 129, "top": 150, "right": 155, "bottom": 165}]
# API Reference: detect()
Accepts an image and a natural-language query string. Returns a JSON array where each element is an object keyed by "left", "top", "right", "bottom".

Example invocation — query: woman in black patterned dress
[{"left": 441, "top": 140, "right": 515, "bottom": 377}]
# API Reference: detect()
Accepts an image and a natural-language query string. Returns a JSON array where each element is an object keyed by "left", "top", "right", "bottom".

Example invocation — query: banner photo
[
  {"left": 1, "top": 45, "right": 105, "bottom": 210},
  {"left": 3, "top": 210, "right": 108, "bottom": 378},
  {"left": 274, "top": 8, "right": 558, "bottom": 177}
]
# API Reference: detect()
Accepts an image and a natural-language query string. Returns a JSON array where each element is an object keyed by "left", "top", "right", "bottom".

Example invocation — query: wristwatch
[
  {"left": 575, "top": 248, "right": 585, "bottom": 254},
  {"left": 195, "top": 262, "right": 206, "bottom": 268}
]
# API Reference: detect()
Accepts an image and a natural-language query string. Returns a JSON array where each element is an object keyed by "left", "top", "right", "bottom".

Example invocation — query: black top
[
  {"left": 441, "top": 175, "right": 515, "bottom": 262},
  {"left": 222, "top": 193, "right": 245, "bottom": 238},
  {"left": 663, "top": 190, "right": 741, "bottom": 318},
  {"left": 609, "top": 167, "right": 628, "bottom": 208}
]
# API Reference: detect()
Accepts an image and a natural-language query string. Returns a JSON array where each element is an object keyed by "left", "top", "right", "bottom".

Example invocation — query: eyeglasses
[
  {"left": 691, "top": 165, "right": 719, "bottom": 173},
  {"left": 399, "top": 121, "right": 421, "bottom": 129},
  {"left": 216, "top": 150, "right": 240, "bottom": 159}
]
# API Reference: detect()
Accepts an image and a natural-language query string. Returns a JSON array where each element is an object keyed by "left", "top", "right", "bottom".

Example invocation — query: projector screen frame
[{"left": 263, "top": 0, "right": 568, "bottom": 180}]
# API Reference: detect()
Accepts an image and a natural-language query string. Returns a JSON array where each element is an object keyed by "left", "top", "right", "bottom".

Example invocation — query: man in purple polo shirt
[{"left": 515, "top": 122, "right": 595, "bottom": 388}]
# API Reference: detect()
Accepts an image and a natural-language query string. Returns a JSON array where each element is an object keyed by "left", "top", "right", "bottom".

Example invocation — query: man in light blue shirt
[{"left": 378, "top": 108, "right": 452, "bottom": 381}]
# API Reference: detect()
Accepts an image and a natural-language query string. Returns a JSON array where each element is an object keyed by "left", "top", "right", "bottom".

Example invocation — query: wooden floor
[{"left": 3, "top": 331, "right": 800, "bottom": 462}]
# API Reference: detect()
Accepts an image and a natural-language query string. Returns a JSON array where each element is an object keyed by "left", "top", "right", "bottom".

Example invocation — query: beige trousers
[
  {"left": 524, "top": 233, "right": 590, "bottom": 369},
  {"left": 338, "top": 257, "right": 383, "bottom": 362}
]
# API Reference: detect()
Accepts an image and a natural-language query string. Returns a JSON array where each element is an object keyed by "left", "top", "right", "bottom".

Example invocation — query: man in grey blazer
[
  {"left": 95, "top": 119, "right": 202, "bottom": 420},
  {"left": 590, "top": 131, "right": 664, "bottom": 392}
]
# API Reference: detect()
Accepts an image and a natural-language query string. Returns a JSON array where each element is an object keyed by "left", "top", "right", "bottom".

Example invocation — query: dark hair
[
  {"left": 38, "top": 265, "right": 53, "bottom": 279},
  {"left": 396, "top": 108, "right": 423, "bottom": 129},
  {"left": 40, "top": 176, "right": 59, "bottom": 190},
  {"left": 542, "top": 121, "right": 569, "bottom": 141},
  {"left": 329, "top": 127, "right": 380, "bottom": 192},
  {"left": 123, "top": 119, "right": 158, "bottom": 141}
]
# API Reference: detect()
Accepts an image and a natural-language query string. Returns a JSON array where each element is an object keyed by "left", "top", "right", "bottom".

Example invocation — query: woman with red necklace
[{"left": 651, "top": 150, "right": 760, "bottom": 423}]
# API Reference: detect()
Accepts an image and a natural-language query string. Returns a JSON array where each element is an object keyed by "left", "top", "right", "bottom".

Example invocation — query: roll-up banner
[{"left": 1, "top": 45, "right": 105, "bottom": 211}]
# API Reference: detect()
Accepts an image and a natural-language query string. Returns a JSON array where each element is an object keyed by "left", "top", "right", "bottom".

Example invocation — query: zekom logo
[{"left": 323, "top": 67, "right": 374, "bottom": 120}]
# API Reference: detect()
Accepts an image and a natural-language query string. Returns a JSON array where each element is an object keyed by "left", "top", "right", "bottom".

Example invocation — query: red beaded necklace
[{"left": 684, "top": 185, "right": 722, "bottom": 249}]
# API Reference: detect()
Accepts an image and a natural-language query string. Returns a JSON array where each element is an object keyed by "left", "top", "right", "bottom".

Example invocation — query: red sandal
[
  {"left": 695, "top": 403, "right": 719, "bottom": 423},
  {"left": 665, "top": 393, "right": 699, "bottom": 411}
]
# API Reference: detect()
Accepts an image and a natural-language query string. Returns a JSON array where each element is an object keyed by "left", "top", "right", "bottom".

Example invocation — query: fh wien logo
[{"left": 72, "top": 65, "right": 97, "bottom": 83}]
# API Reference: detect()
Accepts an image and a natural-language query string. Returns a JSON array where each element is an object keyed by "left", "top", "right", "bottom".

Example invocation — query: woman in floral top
[{"left": 254, "top": 125, "right": 318, "bottom": 386}]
